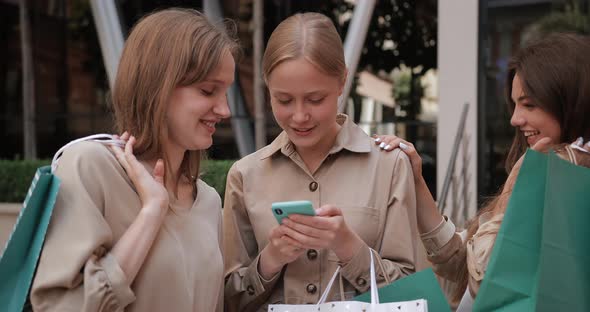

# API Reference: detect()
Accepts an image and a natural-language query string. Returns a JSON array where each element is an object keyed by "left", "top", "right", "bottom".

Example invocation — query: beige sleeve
[
  {"left": 222, "top": 164, "right": 280, "bottom": 312},
  {"left": 340, "top": 151, "right": 418, "bottom": 292},
  {"left": 420, "top": 216, "right": 467, "bottom": 282},
  {"left": 30, "top": 143, "right": 135, "bottom": 312}
]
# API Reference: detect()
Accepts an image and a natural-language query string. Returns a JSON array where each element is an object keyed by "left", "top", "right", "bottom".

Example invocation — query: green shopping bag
[
  {"left": 535, "top": 151, "right": 590, "bottom": 310},
  {"left": 0, "top": 166, "right": 60, "bottom": 312},
  {"left": 474, "top": 150, "right": 590, "bottom": 311},
  {"left": 355, "top": 268, "right": 452, "bottom": 312}
]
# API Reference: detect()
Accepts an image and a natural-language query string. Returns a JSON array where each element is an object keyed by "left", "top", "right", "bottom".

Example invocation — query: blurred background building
[{"left": 1, "top": 0, "right": 588, "bottom": 220}]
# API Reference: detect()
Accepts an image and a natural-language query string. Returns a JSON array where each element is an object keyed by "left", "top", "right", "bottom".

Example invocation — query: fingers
[
  {"left": 531, "top": 137, "right": 552, "bottom": 153},
  {"left": 153, "top": 159, "right": 165, "bottom": 184},
  {"left": 315, "top": 205, "right": 342, "bottom": 217},
  {"left": 287, "top": 213, "right": 337, "bottom": 230},
  {"left": 123, "top": 136, "right": 144, "bottom": 172},
  {"left": 268, "top": 226, "right": 305, "bottom": 256},
  {"left": 280, "top": 235, "right": 304, "bottom": 250},
  {"left": 282, "top": 218, "right": 323, "bottom": 239},
  {"left": 109, "top": 142, "right": 131, "bottom": 173},
  {"left": 111, "top": 135, "right": 142, "bottom": 180},
  {"left": 279, "top": 224, "right": 325, "bottom": 249},
  {"left": 373, "top": 135, "right": 400, "bottom": 151},
  {"left": 112, "top": 131, "right": 129, "bottom": 148},
  {"left": 372, "top": 135, "right": 419, "bottom": 155},
  {"left": 570, "top": 136, "right": 590, "bottom": 154},
  {"left": 125, "top": 135, "right": 136, "bottom": 158},
  {"left": 398, "top": 141, "right": 421, "bottom": 163}
]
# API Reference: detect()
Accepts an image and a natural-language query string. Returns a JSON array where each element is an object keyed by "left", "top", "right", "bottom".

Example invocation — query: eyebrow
[
  {"left": 272, "top": 90, "right": 327, "bottom": 96},
  {"left": 515, "top": 95, "right": 530, "bottom": 102},
  {"left": 203, "top": 79, "right": 226, "bottom": 84}
]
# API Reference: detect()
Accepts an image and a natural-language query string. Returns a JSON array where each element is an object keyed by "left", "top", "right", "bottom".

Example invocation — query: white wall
[{"left": 437, "top": 0, "right": 479, "bottom": 224}]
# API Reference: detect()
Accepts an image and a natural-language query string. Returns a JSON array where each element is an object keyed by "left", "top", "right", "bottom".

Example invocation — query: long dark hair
[{"left": 504, "top": 33, "right": 590, "bottom": 173}]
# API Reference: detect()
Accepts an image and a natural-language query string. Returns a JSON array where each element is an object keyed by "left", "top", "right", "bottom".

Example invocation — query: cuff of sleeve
[
  {"left": 99, "top": 253, "right": 136, "bottom": 308},
  {"left": 244, "top": 254, "right": 281, "bottom": 297},
  {"left": 339, "top": 244, "right": 372, "bottom": 292},
  {"left": 420, "top": 216, "right": 456, "bottom": 254}
]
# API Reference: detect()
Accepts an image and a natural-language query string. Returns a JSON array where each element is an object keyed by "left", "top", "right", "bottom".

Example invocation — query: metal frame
[
  {"left": 89, "top": 0, "right": 124, "bottom": 90},
  {"left": 438, "top": 103, "right": 469, "bottom": 215}
]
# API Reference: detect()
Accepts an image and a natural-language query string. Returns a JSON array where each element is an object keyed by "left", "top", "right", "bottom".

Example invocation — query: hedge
[{"left": 0, "top": 159, "right": 235, "bottom": 203}]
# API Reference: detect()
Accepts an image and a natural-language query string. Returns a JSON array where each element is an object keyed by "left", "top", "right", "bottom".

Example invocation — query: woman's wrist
[
  {"left": 140, "top": 202, "right": 168, "bottom": 219},
  {"left": 259, "top": 246, "right": 285, "bottom": 280},
  {"left": 415, "top": 177, "right": 444, "bottom": 234},
  {"left": 332, "top": 230, "right": 364, "bottom": 263}
]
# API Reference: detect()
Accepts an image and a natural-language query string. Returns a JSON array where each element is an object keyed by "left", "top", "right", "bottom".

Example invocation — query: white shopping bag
[{"left": 268, "top": 250, "right": 428, "bottom": 312}]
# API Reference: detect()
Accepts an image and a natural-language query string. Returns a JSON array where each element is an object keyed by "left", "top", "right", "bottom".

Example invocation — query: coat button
[
  {"left": 247, "top": 284, "right": 255, "bottom": 295},
  {"left": 356, "top": 277, "right": 367, "bottom": 287},
  {"left": 307, "top": 249, "right": 318, "bottom": 260},
  {"left": 306, "top": 283, "right": 317, "bottom": 294},
  {"left": 309, "top": 181, "right": 318, "bottom": 192}
]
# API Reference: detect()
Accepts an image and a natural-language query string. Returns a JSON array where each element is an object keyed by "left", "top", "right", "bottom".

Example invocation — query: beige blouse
[
  {"left": 421, "top": 212, "right": 504, "bottom": 299},
  {"left": 30, "top": 141, "right": 224, "bottom": 312},
  {"left": 223, "top": 114, "right": 421, "bottom": 312}
]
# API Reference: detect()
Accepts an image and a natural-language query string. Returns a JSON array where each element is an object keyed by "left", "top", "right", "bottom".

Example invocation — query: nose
[
  {"left": 292, "top": 103, "right": 309, "bottom": 123},
  {"left": 510, "top": 106, "right": 525, "bottom": 128},
  {"left": 214, "top": 94, "right": 231, "bottom": 119}
]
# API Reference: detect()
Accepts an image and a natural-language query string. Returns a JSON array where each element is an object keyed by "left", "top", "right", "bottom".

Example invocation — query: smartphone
[{"left": 271, "top": 200, "right": 316, "bottom": 224}]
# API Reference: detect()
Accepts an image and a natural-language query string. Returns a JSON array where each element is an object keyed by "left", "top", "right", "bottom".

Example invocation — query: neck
[{"left": 159, "top": 141, "right": 187, "bottom": 189}]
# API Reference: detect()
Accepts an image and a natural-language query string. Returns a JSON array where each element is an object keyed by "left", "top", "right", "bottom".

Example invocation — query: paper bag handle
[
  {"left": 316, "top": 249, "right": 392, "bottom": 306},
  {"left": 51, "top": 134, "right": 125, "bottom": 173}
]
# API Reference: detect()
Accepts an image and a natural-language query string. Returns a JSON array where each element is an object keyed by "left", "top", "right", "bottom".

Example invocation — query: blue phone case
[{"left": 271, "top": 200, "right": 315, "bottom": 224}]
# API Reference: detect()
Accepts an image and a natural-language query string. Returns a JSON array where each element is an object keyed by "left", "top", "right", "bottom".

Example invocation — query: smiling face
[
  {"left": 165, "top": 50, "right": 234, "bottom": 153},
  {"left": 510, "top": 73, "right": 561, "bottom": 147},
  {"left": 267, "top": 57, "right": 343, "bottom": 153}
]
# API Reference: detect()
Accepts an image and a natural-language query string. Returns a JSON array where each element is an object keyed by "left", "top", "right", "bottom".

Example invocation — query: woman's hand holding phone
[{"left": 280, "top": 204, "right": 364, "bottom": 263}]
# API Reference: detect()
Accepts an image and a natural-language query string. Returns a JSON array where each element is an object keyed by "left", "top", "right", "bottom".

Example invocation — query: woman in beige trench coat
[{"left": 223, "top": 12, "right": 423, "bottom": 312}]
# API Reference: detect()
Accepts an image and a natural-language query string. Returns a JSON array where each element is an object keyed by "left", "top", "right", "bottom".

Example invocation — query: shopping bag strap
[
  {"left": 370, "top": 250, "right": 379, "bottom": 305},
  {"left": 317, "top": 266, "right": 342, "bottom": 305},
  {"left": 371, "top": 248, "right": 391, "bottom": 285},
  {"left": 316, "top": 249, "right": 391, "bottom": 306},
  {"left": 51, "top": 134, "right": 125, "bottom": 173}
]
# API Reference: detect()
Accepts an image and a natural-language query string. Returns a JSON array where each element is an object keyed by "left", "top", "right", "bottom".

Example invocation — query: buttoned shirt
[{"left": 223, "top": 114, "right": 420, "bottom": 312}]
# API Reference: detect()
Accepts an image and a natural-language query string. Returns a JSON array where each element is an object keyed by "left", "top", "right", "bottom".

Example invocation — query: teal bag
[
  {"left": 474, "top": 150, "right": 590, "bottom": 311},
  {"left": 0, "top": 166, "right": 60, "bottom": 312},
  {"left": 355, "top": 268, "right": 452, "bottom": 312},
  {"left": 0, "top": 135, "right": 124, "bottom": 312}
]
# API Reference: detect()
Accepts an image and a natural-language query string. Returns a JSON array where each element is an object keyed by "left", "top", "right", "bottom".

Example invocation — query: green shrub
[
  {"left": 0, "top": 159, "right": 234, "bottom": 203},
  {"left": 200, "top": 160, "right": 235, "bottom": 201},
  {"left": 0, "top": 159, "right": 51, "bottom": 202}
]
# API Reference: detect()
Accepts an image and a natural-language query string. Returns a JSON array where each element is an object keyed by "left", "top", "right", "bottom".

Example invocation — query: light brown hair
[
  {"left": 111, "top": 8, "right": 239, "bottom": 195},
  {"left": 262, "top": 12, "right": 346, "bottom": 83}
]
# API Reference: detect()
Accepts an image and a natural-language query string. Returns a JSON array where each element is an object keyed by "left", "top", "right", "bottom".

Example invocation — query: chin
[
  {"left": 191, "top": 138, "right": 213, "bottom": 150},
  {"left": 291, "top": 137, "right": 319, "bottom": 150}
]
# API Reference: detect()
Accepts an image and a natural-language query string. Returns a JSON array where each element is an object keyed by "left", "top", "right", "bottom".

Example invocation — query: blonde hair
[
  {"left": 262, "top": 12, "right": 346, "bottom": 83},
  {"left": 111, "top": 8, "right": 239, "bottom": 196}
]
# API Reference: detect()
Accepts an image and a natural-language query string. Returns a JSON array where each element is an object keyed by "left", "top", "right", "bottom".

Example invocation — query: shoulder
[
  {"left": 196, "top": 179, "right": 222, "bottom": 207},
  {"left": 369, "top": 143, "right": 410, "bottom": 166},
  {"left": 54, "top": 141, "right": 120, "bottom": 176},
  {"left": 228, "top": 145, "right": 275, "bottom": 175}
]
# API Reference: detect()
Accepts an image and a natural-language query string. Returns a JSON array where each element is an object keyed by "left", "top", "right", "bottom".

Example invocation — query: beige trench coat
[{"left": 223, "top": 114, "right": 421, "bottom": 312}]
